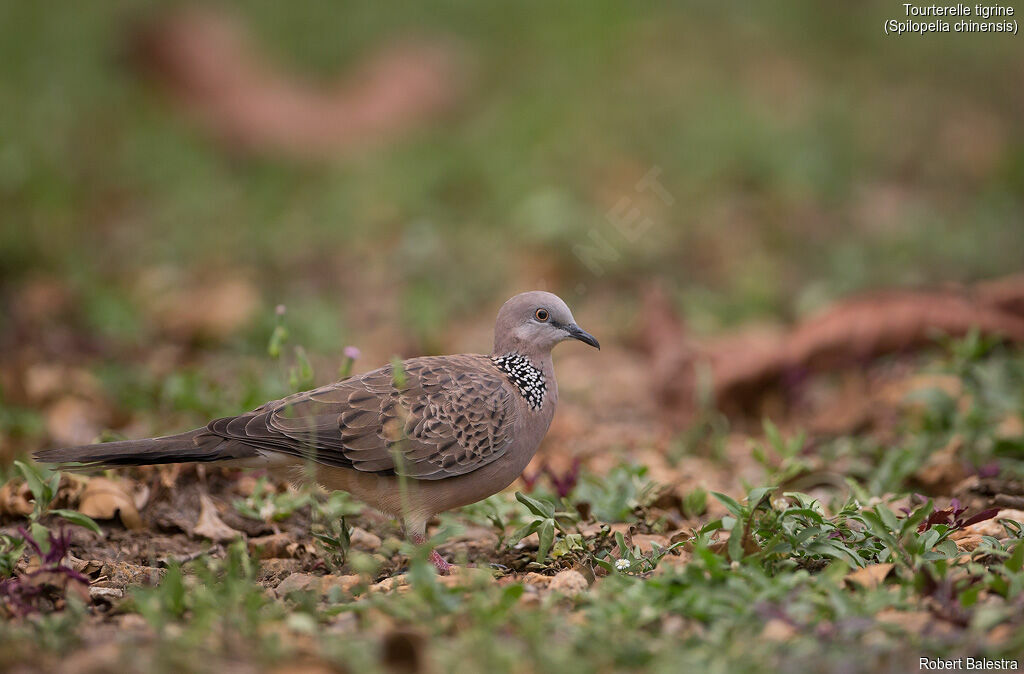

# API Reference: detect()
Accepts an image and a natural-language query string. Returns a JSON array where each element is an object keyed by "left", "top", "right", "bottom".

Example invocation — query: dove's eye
[{"left": 535, "top": 308, "right": 549, "bottom": 322}]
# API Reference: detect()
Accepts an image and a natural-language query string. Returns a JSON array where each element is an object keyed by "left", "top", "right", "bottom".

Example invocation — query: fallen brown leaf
[
  {"left": 874, "top": 608, "right": 935, "bottom": 634},
  {"left": 193, "top": 493, "right": 243, "bottom": 542},
  {"left": 954, "top": 535, "right": 984, "bottom": 552},
  {"left": 129, "top": 6, "right": 461, "bottom": 159},
  {"left": 976, "top": 273, "right": 1024, "bottom": 317},
  {"left": 844, "top": 563, "right": 895, "bottom": 590},
  {"left": 643, "top": 279, "right": 1024, "bottom": 422},
  {"left": 995, "top": 414, "right": 1024, "bottom": 440},
  {"left": 0, "top": 480, "right": 34, "bottom": 517},
  {"left": 959, "top": 509, "right": 1024, "bottom": 538},
  {"left": 24, "top": 365, "right": 104, "bottom": 406},
  {"left": 144, "top": 274, "right": 260, "bottom": 341},
  {"left": 912, "top": 436, "right": 969, "bottom": 495},
  {"left": 45, "top": 397, "right": 107, "bottom": 447},
  {"left": 78, "top": 477, "right": 144, "bottom": 530},
  {"left": 761, "top": 618, "right": 797, "bottom": 642}
]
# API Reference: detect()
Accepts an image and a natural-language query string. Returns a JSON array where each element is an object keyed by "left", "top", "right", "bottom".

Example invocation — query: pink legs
[
  {"left": 428, "top": 548, "right": 453, "bottom": 575},
  {"left": 409, "top": 532, "right": 452, "bottom": 575}
]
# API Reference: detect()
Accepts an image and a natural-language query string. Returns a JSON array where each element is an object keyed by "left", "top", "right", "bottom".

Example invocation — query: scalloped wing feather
[{"left": 204, "top": 354, "right": 518, "bottom": 479}]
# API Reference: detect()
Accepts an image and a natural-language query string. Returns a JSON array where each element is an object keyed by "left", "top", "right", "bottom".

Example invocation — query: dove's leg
[
  {"left": 407, "top": 521, "right": 452, "bottom": 575},
  {"left": 427, "top": 547, "right": 453, "bottom": 575}
]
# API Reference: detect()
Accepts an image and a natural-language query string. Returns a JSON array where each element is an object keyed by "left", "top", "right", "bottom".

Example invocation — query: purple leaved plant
[
  {"left": 917, "top": 498, "right": 1000, "bottom": 533},
  {"left": 0, "top": 527, "right": 90, "bottom": 616}
]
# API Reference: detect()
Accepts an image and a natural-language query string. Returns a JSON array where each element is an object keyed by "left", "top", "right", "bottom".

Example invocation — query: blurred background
[{"left": 2, "top": 1, "right": 1023, "bottom": 461}]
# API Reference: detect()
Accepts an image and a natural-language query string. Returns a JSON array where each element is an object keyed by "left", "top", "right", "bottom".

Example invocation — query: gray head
[{"left": 491, "top": 291, "right": 600, "bottom": 357}]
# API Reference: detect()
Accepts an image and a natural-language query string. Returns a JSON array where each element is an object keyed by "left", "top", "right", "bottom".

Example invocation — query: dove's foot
[
  {"left": 409, "top": 532, "right": 453, "bottom": 575},
  {"left": 429, "top": 549, "right": 453, "bottom": 575}
]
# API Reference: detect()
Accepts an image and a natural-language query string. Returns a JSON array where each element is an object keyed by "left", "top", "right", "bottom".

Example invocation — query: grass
[
  {"left": 0, "top": 338, "right": 1022, "bottom": 672},
  {"left": 5, "top": 482, "right": 1022, "bottom": 672}
]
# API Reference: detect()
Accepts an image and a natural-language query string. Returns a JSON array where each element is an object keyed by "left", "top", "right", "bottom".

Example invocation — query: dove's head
[{"left": 492, "top": 291, "right": 600, "bottom": 357}]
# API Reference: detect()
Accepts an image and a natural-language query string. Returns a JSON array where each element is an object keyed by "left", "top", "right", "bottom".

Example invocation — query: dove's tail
[{"left": 33, "top": 429, "right": 258, "bottom": 469}]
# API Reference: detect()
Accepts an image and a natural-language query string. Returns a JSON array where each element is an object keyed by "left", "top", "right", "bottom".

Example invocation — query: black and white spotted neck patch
[{"left": 491, "top": 352, "right": 546, "bottom": 411}]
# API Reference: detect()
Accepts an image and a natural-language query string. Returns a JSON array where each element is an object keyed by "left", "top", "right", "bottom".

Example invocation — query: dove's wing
[{"left": 206, "top": 354, "right": 519, "bottom": 480}]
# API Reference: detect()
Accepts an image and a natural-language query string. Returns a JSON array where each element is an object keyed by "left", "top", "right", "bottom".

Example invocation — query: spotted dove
[{"left": 35, "top": 291, "right": 599, "bottom": 573}]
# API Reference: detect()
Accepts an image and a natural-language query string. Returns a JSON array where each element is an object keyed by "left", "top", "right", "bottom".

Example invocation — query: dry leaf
[
  {"left": 0, "top": 480, "right": 34, "bottom": 517},
  {"left": 78, "top": 478, "right": 144, "bottom": 530},
  {"left": 24, "top": 365, "right": 104, "bottom": 405},
  {"left": 995, "top": 414, "right": 1024, "bottom": 439},
  {"left": 145, "top": 275, "right": 260, "bottom": 341},
  {"left": 158, "top": 463, "right": 182, "bottom": 489},
  {"left": 912, "top": 436, "right": 968, "bottom": 495},
  {"left": 761, "top": 618, "right": 797, "bottom": 642},
  {"left": 132, "top": 483, "right": 151, "bottom": 511},
  {"left": 644, "top": 279, "right": 1024, "bottom": 421},
  {"left": 976, "top": 273, "right": 1024, "bottom": 317},
  {"left": 844, "top": 563, "right": 894, "bottom": 590},
  {"left": 130, "top": 6, "right": 460, "bottom": 159},
  {"left": 45, "top": 397, "right": 106, "bottom": 447},
  {"left": 960, "top": 509, "right": 1024, "bottom": 538},
  {"left": 193, "top": 493, "right": 242, "bottom": 542},
  {"left": 955, "top": 535, "right": 984, "bottom": 552},
  {"left": 874, "top": 608, "right": 933, "bottom": 634}
]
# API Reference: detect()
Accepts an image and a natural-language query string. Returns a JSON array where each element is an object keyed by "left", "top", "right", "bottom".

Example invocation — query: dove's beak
[{"left": 565, "top": 323, "right": 600, "bottom": 350}]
